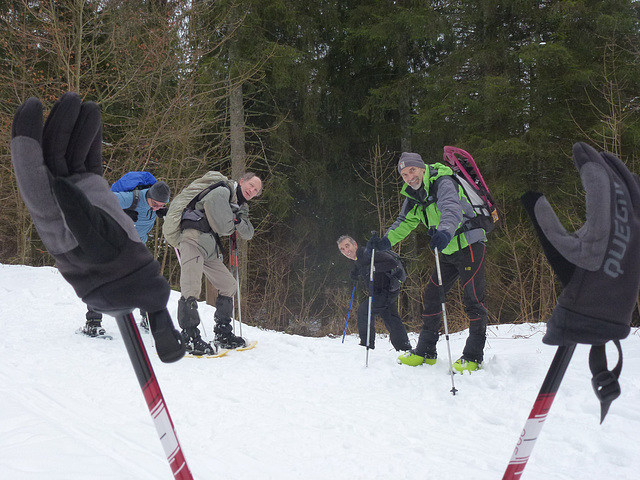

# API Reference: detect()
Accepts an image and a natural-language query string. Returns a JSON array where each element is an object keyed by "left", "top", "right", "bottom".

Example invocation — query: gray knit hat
[
  {"left": 147, "top": 181, "right": 170, "bottom": 203},
  {"left": 397, "top": 152, "right": 426, "bottom": 174}
]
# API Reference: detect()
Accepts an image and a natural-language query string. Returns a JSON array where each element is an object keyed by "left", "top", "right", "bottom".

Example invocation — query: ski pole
[
  {"left": 502, "top": 344, "right": 576, "bottom": 479},
  {"left": 365, "top": 243, "right": 376, "bottom": 367},
  {"left": 230, "top": 232, "right": 243, "bottom": 337},
  {"left": 342, "top": 284, "right": 356, "bottom": 343},
  {"left": 434, "top": 248, "right": 458, "bottom": 396},
  {"left": 115, "top": 312, "right": 193, "bottom": 480},
  {"left": 229, "top": 234, "right": 236, "bottom": 334}
]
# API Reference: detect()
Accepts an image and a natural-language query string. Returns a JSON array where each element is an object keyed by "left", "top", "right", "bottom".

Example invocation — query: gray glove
[
  {"left": 11, "top": 93, "right": 184, "bottom": 363},
  {"left": 521, "top": 141, "right": 640, "bottom": 420}
]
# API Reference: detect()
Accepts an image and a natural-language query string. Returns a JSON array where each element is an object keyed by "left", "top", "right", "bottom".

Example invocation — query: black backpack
[
  {"left": 386, "top": 250, "right": 407, "bottom": 283},
  {"left": 179, "top": 181, "right": 233, "bottom": 252}
]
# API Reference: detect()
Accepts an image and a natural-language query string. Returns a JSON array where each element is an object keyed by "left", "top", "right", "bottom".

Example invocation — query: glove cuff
[
  {"left": 60, "top": 255, "right": 171, "bottom": 315},
  {"left": 543, "top": 305, "right": 631, "bottom": 346}
]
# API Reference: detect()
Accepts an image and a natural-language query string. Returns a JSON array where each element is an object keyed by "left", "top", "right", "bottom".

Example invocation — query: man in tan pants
[{"left": 165, "top": 171, "right": 262, "bottom": 354}]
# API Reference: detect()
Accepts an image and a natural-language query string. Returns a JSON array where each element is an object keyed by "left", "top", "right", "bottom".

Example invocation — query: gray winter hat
[
  {"left": 398, "top": 152, "right": 427, "bottom": 174},
  {"left": 147, "top": 181, "right": 170, "bottom": 203},
  {"left": 397, "top": 152, "right": 426, "bottom": 174}
]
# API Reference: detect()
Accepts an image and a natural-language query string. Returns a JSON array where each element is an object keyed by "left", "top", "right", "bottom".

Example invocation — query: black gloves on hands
[
  {"left": 11, "top": 93, "right": 184, "bottom": 363},
  {"left": 522, "top": 141, "right": 640, "bottom": 420},
  {"left": 367, "top": 233, "right": 391, "bottom": 252},
  {"left": 231, "top": 202, "right": 249, "bottom": 225},
  {"left": 429, "top": 230, "right": 452, "bottom": 252}
]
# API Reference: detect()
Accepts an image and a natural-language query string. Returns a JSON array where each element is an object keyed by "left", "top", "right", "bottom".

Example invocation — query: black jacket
[{"left": 351, "top": 246, "right": 402, "bottom": 294}]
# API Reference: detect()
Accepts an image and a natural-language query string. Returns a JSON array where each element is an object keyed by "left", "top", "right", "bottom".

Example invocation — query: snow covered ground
[{"left": 1, "top": 263, "right": 639, "bottom": 479}]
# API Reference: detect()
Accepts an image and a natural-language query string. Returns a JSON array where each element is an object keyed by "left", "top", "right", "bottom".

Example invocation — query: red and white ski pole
[
  {"left": 116, "top": 312, "right": 193, "bottom": 479},
  {"left": 230, "top": 232, "right": 243, "bottom": 337},
  {"left": 502, "top": 344, "right": 576, "bottom": 479}
]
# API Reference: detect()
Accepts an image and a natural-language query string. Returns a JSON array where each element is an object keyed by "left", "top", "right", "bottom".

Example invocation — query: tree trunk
[{"left": 228, "top": 19, "right": 249, "bottom": 313}]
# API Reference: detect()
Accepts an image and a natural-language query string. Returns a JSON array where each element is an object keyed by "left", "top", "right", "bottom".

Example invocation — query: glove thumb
[
  {"left": 521, "top": 191, "right": 575, "bottom": 286},
  {"left": 53, "top": 178, "right": 128, "bottom": 263}
]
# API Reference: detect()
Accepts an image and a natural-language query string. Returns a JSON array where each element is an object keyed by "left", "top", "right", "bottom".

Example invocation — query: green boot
[
  {"left": 398, "top": 351, "right": 437, "bottom": 367},
  {"left": 453, "top": 358, "right": 481, "bottom": 374}
]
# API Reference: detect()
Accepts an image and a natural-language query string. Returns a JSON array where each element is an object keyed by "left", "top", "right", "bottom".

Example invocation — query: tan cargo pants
[{"left": 178, "top": 235, "right": 236, "bottom": 299}]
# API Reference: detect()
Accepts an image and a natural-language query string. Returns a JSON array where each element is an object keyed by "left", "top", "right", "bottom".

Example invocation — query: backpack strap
[
  {"left": 186, "top": 181, "right": 231, "bottom": 210},
  {"left": 432, "top": 174, "right": 486, "bottom": 239},
  {"left": 181, "top": 181, "right": 234, "bottom": 252},
  {"left": 123, "top": 190, "right": 141, "bottom": 222},
  {"left": 131, "top": 190, "right": 141, "bottom": 210},
  {"left": 385, "top": 251, "right": 407, "bottom": 284}
]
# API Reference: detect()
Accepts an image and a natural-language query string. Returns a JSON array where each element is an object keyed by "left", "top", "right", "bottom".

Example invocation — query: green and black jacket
[{"left": 386, "top": 163, "right": 486, "bottom": 255}]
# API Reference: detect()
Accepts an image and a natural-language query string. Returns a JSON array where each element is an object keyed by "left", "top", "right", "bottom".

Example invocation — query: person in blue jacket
[
  {"left": 82, "top": 181, "right": 171, "bottom": 337},
  {"left": 112, "top": 181, "right": 171, "bottom": 242}
]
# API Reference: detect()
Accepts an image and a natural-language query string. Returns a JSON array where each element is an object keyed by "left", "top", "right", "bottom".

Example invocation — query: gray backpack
[{"left": 162, "top": 171, "right": 230, "bottom": 247}]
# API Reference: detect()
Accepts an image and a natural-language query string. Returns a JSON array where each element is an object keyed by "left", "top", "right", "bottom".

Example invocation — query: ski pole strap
[{"left": 588, "top": 340, "right": 623, "bottom": 423}]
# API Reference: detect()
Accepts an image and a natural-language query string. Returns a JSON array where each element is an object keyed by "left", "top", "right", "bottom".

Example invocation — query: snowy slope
[{"left": 1, "top": 263, "right": 639, "bottom": 480}]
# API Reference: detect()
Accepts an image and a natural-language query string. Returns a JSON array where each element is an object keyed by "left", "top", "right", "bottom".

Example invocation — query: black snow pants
[
  {"left": 415, "top": 242, "right": 488, "bottom": 362},
  {"left": 357, "top": 289, "right": 411, "bottom": 351}
]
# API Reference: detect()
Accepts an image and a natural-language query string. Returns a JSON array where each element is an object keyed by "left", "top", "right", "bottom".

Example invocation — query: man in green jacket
[{"left": 368, "top": 152, "right": 488, "bottom": 373}]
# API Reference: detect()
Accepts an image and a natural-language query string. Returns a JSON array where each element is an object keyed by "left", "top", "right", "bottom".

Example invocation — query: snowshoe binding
[
  {"left": 182, "top": 329, "right": 216, "bottom": 356},
  {"left": 78, "top": 320, "right": 112, "bottom": 340},
  {"left": 214, "top": 330, "right": 246, "bottom": 349}
]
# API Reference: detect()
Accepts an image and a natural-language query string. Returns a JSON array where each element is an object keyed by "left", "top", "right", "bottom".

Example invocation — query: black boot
[
  {"left": 213, "top": 295, "right": 245, "bottom": 348},
  {"left": 82, "top": 319, "right": 105, "bottom": 337},
  {"left": 181, "top": 328, "right": 216, "bottom": 355},
  {"left": 214, "top": 324, "right": 246, "bottom": 349},
  {"left": 83, "top": 309, "right": 105, "bottom": 336}
]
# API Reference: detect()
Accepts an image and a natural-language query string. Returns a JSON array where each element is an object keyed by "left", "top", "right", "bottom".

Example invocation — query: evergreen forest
[{"left": 2, "top": 0, "right": 639, "bottom": 335}]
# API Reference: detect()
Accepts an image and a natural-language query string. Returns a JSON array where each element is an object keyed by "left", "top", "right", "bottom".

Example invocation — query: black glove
[
  {"left": 350, "top": 267, "right": 360, "bottom": 282},
  {"left": 11, "top": 93, "right": 184, "bottom": 363},
  {"left": 232, "top": 203, "right": 248, "bottom": 225},
  {"left": 367, "top": 233, "right": 391, "bottom": 252},
  {"left": 429, "top": 230, "right": 452, "bottom": 251},
  {"left": 155, "top": 207, "right": 168, "bottom": 218},
  {"left": 522, "top": 141, "right": 640, "bottom": 421}
]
